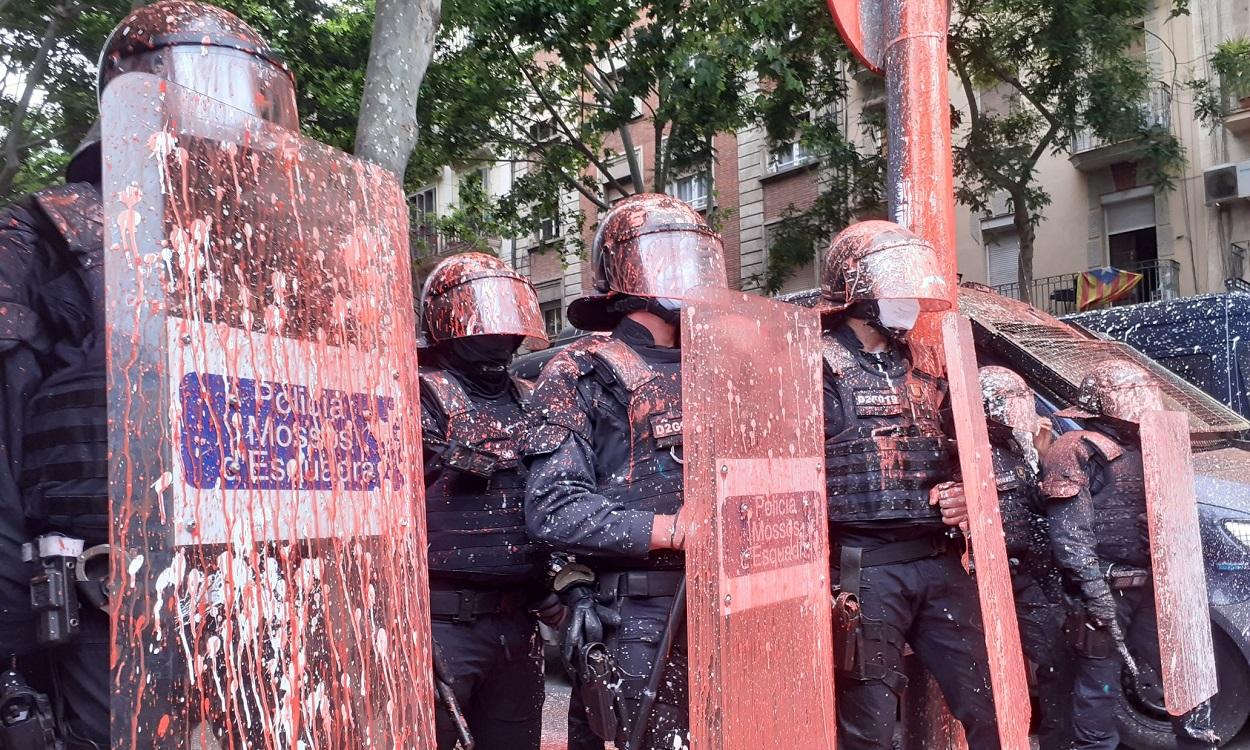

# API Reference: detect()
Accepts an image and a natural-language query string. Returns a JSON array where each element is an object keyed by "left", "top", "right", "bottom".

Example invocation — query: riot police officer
[
  {"left": 1042, "top": 361, "right": 1218, "bottom": 749},
  {"left": 0, "top": 3, "right": 300, "bottom": 746},
  {"left": 524, "top": 194, "right": 728, "bottom": 750},
  {"left": 979, "top": 365, "right": 1069, "bottom": 750},
  {"left": 819, "top": 221, "right": 999, "bottom": 749},
  {"left": 418, "top": 252, "right": 561, "bottom": 750}
]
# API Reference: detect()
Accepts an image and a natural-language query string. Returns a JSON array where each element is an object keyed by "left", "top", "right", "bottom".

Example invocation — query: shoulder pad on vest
[
  {"left": 528, "top": 348, "right": 594, "bottom": 446},
  {"left": 1040, "top": 430, "right": 1096, "bottom": 500},
  {"left": 32, "top": 183, "right": 103, "bottom": 268},
  {"left": 512, "top": 376, "right": 535, "bottom": 405},
  {"left": 1081, "top": 431, "right": 1124, "bottom": 462},
  {"left": 419, "top": 368, "right": 473, "bottom": 417},
  {"left": 820, "top": 335, "right": 859, "bottom": 376},
  {"left": 586, "top": 338, "right": 656, "bottom": 392}
]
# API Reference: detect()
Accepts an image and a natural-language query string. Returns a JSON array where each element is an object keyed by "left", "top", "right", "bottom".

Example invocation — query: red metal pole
[{"left": 883, "top": 0, "right": 956, "bottom": 290}]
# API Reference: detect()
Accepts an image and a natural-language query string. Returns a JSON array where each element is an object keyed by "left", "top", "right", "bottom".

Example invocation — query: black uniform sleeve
[
  {"left": 0, "top": 200, "right": 52, "bottom": 656},
  {"left": 523, "top": 351, "right": 656, "bottom": 558},
  {"left": 1041, "top": 434, "right": 1109, "bottom": 601},
  {"left": 822, "top": 361, "right": 845, "bottom": 438},
  {"left": 418, "top": 380, "right": 449, "bottom": 484}
]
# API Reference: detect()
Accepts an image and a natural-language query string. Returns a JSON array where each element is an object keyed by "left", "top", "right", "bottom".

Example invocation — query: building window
[
  {"left": 669, "top": 173, "right": 709, "bottom": 210},
  {"left": 530, "top": 120, "right": 558, "bottom": 143},
  {"left": 541, "top": 300, "right": 563, "bottom": 337},
  {"left": 768, "top": 140, "right": 810, "bottom": 173},
  {"left": 537, "top": 215, "right": 562, "bottom": 243},
  {"left": 985, "top": 232, "right": 1021, "bottom": 290},
  {"left": 411, "top": 187, "right": 437, "bottom": 251}
]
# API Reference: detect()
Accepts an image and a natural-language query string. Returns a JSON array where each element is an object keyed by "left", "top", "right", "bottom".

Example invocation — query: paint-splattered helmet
[
  {"left": 566, "top": 193, "right": 728, "bottom": 331},
  {"left": 820, "top": 220, "right": 950, "bottom": 313},
  {"left": 979, "top": 366, "right": 1036, "bottom": 432},
  {"left": 418, "top": 252, "right": 549, "bottom": 351},
  {"left": 98, "top": 0, "right": 299, "bottom": 130},
  {"left": 1054, "top": 361, "right": 1164, "bottom": 424}
]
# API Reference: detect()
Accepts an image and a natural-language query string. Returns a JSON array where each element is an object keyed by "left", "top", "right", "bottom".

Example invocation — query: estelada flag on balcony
[{"left": 1076, "top": 266, "right": 1143, "bottom": 311}]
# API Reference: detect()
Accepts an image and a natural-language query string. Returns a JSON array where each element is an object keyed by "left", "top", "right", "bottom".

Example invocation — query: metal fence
[{"left": 992, "top": 258, "right": 1181, "bottom": 316}]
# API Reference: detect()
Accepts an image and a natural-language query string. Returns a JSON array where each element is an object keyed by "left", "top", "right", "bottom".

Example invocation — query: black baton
[
  {"left": 624, "top": 575, "right": 686, "bottom": 750},
  {"left": 433, "top": 640, "right": 475, "bottom": 750}
]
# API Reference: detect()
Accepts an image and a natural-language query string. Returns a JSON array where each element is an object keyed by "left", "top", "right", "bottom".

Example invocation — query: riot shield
[
  {"left": 682, "top": 288, "right": 837, "bottom": 750},
  {"left": 939, "top": 314, "right": 1031, "bottom": 749},
  {"left": 1140, "top": 411, "right": 1218, "bottom": 716},
  {"left": 102, "top": 73, "right": 434, "bottom": 748}
]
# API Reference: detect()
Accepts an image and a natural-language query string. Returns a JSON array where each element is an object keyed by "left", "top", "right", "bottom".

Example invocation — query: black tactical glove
[
  {"left": 560, "top": 584, "right": 619, "bottom": 674},
  {"left": 529, "top": 591, "right": 568, "bottom": 630},
  {"left": 1081, "top": 581, "right": 1119, "bottom": 630}
]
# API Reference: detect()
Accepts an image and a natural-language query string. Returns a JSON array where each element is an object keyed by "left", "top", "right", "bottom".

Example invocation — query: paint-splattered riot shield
[
  {"left": 939, "top": 315, "right": 1031, "bottom": 748},
  {"left": 682, "top": 288, "right": 837, "bottom": 750},
  {"left": 101, "top": 73, "right": 434, "bottom": 748},
  {"left": 1140, "top": 411, "right": 1218, "bottom": 716}
]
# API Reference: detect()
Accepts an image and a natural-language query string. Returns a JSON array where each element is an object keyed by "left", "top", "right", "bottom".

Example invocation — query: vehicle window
[{"left": 1157, "top": 353, "right": 1217, "bottom": 394}]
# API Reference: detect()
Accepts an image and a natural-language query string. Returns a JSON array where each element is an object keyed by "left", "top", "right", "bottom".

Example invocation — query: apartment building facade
[{"left": 414, "top": 0, "right": 1250, "bottom": 324}]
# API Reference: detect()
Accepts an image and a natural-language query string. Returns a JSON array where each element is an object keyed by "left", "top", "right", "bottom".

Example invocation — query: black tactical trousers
[
  {"left": 432, "top": 611, "right": 544, "bottom": 750},
  {"left": 566, "top": 687, "right": 606, "bottom": 750},
  {"left": 833, "top": 549, "right": 1000, "bottom": 750},
  {"left": 1012, "top": 574, "right": 1070, "bottom": 750},
  {"left": 48, "top": 605, "right": 109, "bottom": 749},
  {"left": 1069, "top": 583, "right": 1215, "bottom": 750},
  {"left": 605, "top": 592, "right": 689, "bottom": 750}
]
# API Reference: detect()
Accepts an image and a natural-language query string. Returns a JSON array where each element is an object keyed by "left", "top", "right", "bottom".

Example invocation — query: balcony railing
[
  {"left": 992, "top": 258, "right": 1181, "bottom": 316},
  {"left": 1072, "top": 83, "right": 1172, "bottom": 155}
]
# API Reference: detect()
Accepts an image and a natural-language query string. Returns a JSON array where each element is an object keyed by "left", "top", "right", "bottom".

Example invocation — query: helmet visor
[
  {"left": 604, "top": 230, "right": 728, "bottom": 301},
  {"left": 845, "top": 244, "right": 950, "bottom": 311},
  {"left": 113, "top": 46, "right": 299, "bottom": 130},
  {"left": 425, "top": 275, "right": 550, "bottom": 350}
]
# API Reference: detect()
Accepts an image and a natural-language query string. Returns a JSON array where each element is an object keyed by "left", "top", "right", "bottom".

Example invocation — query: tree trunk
[
  {"left": 354, "top": 0, "right": 442, "bottom": 177},
  {"left": 1010, "top": 187, "right": 1036, "bottom": 305},
  {"left": 0, "top": 2, "right": 72, "bottom": 198}
]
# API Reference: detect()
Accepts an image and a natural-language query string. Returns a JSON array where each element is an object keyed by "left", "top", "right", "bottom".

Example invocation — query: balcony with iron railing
[
  {"left": 992, "top": 257, "right": 1181, "bottom": 317},
  {"left": 1227, "top": 240, "right": 1249, "bottom": 284},
  {"left": 1070, "top": 83, "right": 1173, "bottom": 171}
]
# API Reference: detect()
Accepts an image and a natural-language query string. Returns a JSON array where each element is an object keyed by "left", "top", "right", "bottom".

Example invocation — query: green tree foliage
[
  {"left": 948, "top": 0, "right": 1187, "bottom": 300},
  {"left": 0, "top": 0, "right": 376, "bottom": 204},
  {"left": 409, "top": 0, "right": 864, "bottom": 274}
]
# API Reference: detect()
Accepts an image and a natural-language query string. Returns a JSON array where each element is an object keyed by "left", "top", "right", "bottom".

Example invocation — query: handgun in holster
[
  {"left": 576, "top": 642, "right": 621, "bottom": 742},
  {"left": 0, "top": 667, "right": 61, "bottom": 750},
  {"left": 1063, "top": 606, "right": 1113, "bottom": 659},
  {"left": 832, "top": 590, "right": 862, "bottom": 673}
]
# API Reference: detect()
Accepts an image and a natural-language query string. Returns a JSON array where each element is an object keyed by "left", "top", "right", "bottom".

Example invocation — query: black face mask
[{"left": 437, "top": 335, "right": 521, "bottom": 397}]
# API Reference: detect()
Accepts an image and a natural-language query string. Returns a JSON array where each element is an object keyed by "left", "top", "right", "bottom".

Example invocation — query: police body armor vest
[
  {"left": 422, "top": 368, "right": 544, "bottom": 583},
  {"left": 991, "top": 445, "right": 1042, "bottom": 559},
  {"left": 821, "top": 335, "right": 952, "bottom": 525},
  {"left": 571, "top": 337, "right": 684, "bottom": 569},
  {"left": 1083, "top": 432, "right": 1150, "bottom": 568},
  {"left": 21, "top": 183, "right": 108, "bottom": 544}
]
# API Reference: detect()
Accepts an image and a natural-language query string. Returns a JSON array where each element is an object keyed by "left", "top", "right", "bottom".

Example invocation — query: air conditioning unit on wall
[{"left": 1204, "top": 160, "right": 1250, "bottom": 205}]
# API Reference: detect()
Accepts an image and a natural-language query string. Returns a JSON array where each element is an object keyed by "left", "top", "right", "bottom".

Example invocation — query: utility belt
[
  {"left": 830, "top": 532, "right": 954, "bottom": 697},
  {"left": 428, "top": 585, "right": 528, "bottom": 623},
  {"left": 595, "top": 570, "right": 684, "bottom": 600},
  {"left": 21, "top": 534, "right": 112, "bottom": 647}
]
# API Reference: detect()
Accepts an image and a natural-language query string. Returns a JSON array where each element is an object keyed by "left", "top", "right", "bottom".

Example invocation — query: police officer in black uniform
[
  {"left": 0, "top": 4, "right": 302, "bottom": 746},
  {"left": 979, "top": 365, "right": 1069, "bottom": 750},
  {"left": 524, "top": 193, "right": 728, "bottom": 750},
  {"left": 818, "top": 220, "right": 999, "bottom": 749},
  {"left": 418, "top": 252, "right": 563, "bottom": 750},
  {"left": 1042, "top": 361, "right": 1218, "bottom": 750}
]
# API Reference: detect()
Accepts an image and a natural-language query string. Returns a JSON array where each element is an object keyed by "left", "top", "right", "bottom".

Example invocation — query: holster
[
  {"left": 576, "top": 643, "right": 621, "bottom": 741},
  {"left": 832, "top": 546, "right": 908, "bottom": 697},
  {"left": 0, "top": 668, "right": 61, "bottom": 750},
  {"left": 1063, "top": 608, "right": 1113, "bottom": 659}
]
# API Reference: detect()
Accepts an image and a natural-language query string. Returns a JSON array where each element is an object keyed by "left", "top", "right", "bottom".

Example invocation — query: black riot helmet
[{"left": 97, "top": 0, "right": 299, "bottom": 130}]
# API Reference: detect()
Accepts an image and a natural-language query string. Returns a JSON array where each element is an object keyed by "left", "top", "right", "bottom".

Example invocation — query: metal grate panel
[{"left": 959, "top": 286, "right": 1250, "bottom": 436}]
